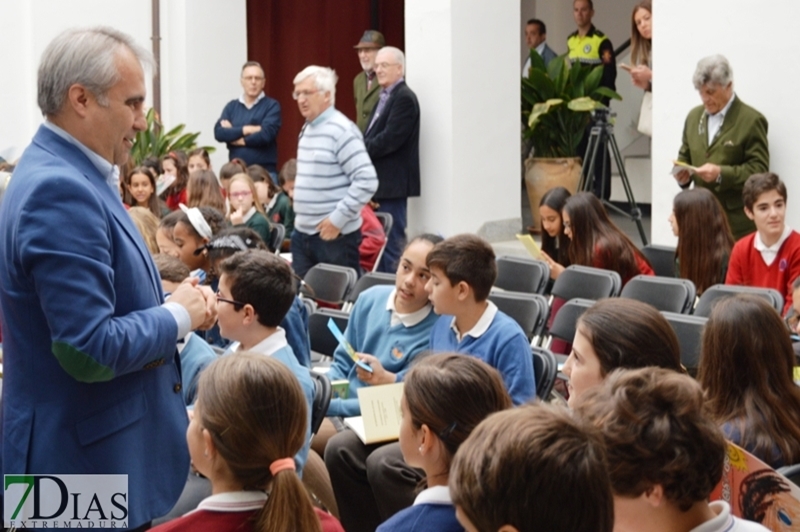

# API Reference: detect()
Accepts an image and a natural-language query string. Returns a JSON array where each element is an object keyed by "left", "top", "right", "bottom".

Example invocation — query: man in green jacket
[
  {"left": 675, "top": 54, "right": 769, "bottom": 240},
  {"left": 353, "top": 30, "right": 385, "bottom": 133}
]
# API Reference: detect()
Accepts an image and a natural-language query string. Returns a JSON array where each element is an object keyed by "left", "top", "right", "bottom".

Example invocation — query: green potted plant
[
  {"left": 521, "top": 52, "right": 621, "bottom": 231},
  {"left": 129, "top": 108, "right": 215, "bottom": 166}
]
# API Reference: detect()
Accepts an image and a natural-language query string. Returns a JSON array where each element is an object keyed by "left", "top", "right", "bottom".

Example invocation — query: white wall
[
  {"left": 160, "top": 0, "right": 247, "bottom": 173},
  {"left": 652, "top": 0, "right": 800, "bottom": 245},
  {"left": 0, "top": 0, "right": 245, "bottom": 173},
  {"left": 407, "top": 0, "right": 520, "bottom": 238},
  {"left": 0, "top": 1, "right": 152, "bottom": 162}
]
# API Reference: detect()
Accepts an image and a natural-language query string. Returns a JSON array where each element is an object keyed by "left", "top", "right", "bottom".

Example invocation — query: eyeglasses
[
  {"left": 375, "top": 62, "right": 398, "bottom": 69},
  {"left": 242, "top": 76, "right": 264, "bottom": 82},
  {"left": 563, "top": 221, "right": 572, "bottom": 229},
  {"left": 292, "top": 89, "right": 319, "bottom": 100},
  {"left": 230, "top": 191, "right": 252, "bottom": 199},
  {"left": 216, "top": 291, "right": 246, "bottom": 310}
]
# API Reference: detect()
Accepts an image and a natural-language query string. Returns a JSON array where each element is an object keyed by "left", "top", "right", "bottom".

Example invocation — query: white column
[
  {"left": 0, "top": 0, "right": 152, "bottom": 161},
  {"left": 160, "top": 0, "right": 247, "bottom": 173},
  {"left": 406, "top": 0, "right": 521, "bottom": 239}
]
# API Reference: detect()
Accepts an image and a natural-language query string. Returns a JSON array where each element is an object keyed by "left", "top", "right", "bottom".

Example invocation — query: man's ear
[
  {"left": 744, "top": 206, "right": 755, "bottom": 221},
  {"left": 66, "top": 84, "right": 91, "bottom": 118}
]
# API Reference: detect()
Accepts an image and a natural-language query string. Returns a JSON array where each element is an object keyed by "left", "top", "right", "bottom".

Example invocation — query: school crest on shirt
[{"left": 391, "top": 347, "right": 404, "bottom": 360}]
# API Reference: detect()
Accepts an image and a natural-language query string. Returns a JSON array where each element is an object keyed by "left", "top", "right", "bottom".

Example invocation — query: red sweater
[
  {"left": 725, "top": 230, "right": 800, "bottom": 315},
  {"left": 151, "top": 507, "right": 343, "bottom": 532},
  {"left": 592, "top": 247, "right": 655, "bottom": 286}
]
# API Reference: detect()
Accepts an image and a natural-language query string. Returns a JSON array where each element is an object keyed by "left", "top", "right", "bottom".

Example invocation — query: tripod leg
[
  {"left": 579, "top": 126, "right": 602, "bottom": 193},
  {"left": 606, "top": 132, "right": 649, "bottom": 246}
]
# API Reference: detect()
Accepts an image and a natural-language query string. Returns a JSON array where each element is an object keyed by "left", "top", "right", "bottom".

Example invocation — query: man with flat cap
[{"left": 353, "top": 30, "right": 386, "bottom": 133}]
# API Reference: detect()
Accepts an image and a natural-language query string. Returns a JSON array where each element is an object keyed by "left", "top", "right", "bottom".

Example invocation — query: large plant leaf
[
  {"left": 592, "top": 86, "right": 623, "bottom": 101},
  {"left": 130, "top": 109, "right": 215, "bottom": 166},
  {"left": 528, "top": 99, "right": 564, "bottom": 130},
  {"left": 583, "top": 65, "right": 603, "bottom": 96},
  {"left": 567, "top": 97, "right": 603, "bottom": 112},
  {"left": 527, "top": 49, "right": 546, "bottom": 76},
  {"left": 528, "top": 70, "right": 556, "bottom": 100}
]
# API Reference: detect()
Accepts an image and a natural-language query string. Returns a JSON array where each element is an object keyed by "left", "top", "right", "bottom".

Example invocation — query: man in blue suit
[
  {"left": 522, "top": 19, "right": 558, "bottom": 77},
  {"left": 364, "top": 46, "right": 421, "bottom": 273},
  {"left": 0, "top": 27, "right": 213, "bottom": 530}
]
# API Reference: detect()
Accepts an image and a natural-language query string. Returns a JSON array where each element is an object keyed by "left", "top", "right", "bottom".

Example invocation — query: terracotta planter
[{"left": 524, "top": 157, "right": 582, "bottom": 232}]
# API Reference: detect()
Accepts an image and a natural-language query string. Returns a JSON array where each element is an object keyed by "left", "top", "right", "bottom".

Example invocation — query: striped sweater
[{"left": 294, "top": 107, "right": 378, "bottom": 235}]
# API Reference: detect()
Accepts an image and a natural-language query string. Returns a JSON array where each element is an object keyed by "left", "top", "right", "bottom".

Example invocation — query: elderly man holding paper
[{"left": 674, "top": 54, "right": 769, "bottom": 240}]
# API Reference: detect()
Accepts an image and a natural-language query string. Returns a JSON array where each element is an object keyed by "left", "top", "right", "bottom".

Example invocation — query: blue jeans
[
  {"left": 375, "top": 198, "right": 407, "bottom": 273},
  {"left": 291, "top": 229, "right": 362, "bottom": 278}
]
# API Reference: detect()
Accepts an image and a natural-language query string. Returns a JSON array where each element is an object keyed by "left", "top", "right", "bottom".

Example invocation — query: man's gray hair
[
  {"left": 692, "top": 55, "right": 733, "bottom": 90},
  {"left": 293, "top": 66, "right": 338, "bottom": 105},
  {"left": 38, "top": 26, "right": 154, "bottom": 116},
  {"left": 379, "top": 46, "right": 405, "bottom": 75}
]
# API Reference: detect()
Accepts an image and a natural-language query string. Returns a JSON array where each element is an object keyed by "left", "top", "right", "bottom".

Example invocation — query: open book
[{"left": 343, "top": 382, "right": 404, "bottom": 444}]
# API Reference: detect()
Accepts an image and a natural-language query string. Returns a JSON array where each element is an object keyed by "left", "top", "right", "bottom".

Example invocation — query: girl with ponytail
[{"left": 150, "top": 353, "right": 343, "bottom": 532}]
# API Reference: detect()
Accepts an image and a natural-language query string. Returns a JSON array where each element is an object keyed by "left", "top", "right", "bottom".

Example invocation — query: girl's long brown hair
[
  {"left": 161, "top": 151, "right": 188, "bottom": 198},
  {"left": 673, "top": 188, "right": 734, "bottom": 294},
  {"left": 539, "top": 186, "right": 572, "bottom": 268},
  {"left": 122, "top": 166, "right": 162, "bottom": 218},
  {"left": 404, "top": 353, "right": 512, "bottom": 482},
  {"left": 630, "top": 0, "right": 652, "bottom": 67},
  {"left": 186, "top": 169, "right": 226, "bottom": 213},
  {"left": 698, "top": 295, "right": 800, "bottom": 467},
  {"left": 197, "top": 353, "right": 322, "bottom": 532},
  {"left": 563, "top": 192, "right": 650, "bottom": 283}
]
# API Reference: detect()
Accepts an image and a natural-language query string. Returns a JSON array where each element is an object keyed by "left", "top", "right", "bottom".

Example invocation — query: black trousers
[{"left": 324, "top": 430, "right": 422, "bottom": 532}]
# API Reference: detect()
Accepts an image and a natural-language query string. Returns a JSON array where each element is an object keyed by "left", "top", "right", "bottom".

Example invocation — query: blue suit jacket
[{"left": 0, "top": 125, "right": 190, "bottom": 527}]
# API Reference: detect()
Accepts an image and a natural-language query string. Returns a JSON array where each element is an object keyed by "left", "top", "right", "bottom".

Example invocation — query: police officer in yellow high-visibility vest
[{"left": 568, "top": 0, "right": 617, "bottom": 199}]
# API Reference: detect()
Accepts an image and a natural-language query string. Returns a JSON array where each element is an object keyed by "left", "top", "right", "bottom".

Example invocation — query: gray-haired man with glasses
[{"left": 289, "top": 65, "right": 378, "bottom": 278}]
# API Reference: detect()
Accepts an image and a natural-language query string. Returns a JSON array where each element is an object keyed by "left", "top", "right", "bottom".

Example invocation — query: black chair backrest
[
  {"left": 777, "top": 464, "right": 800, "bottom": 488},
  {"left": 374, "top": 211, "right": 393, "bottom": 236},
  {"left": 620, "top": 275, "right": 697, "bottom": 314},
  {"left": 489, "top": 291, "right": 549, "bottom": 340},
  {"left": 640, "top": 244, "right": 677, "bottom": 278},
  {"left": 308, "top": 308, "right": 350, "bottom": 358},
  {"left": 547, "top": 298, "right": 595, "bottom": 344},
  {"left": 268, "top": 223, "right": 285, "bottom": 253},
  {"left": 532, "top": 346, "right": 558, "bottom": 400},
  {"left": 495, "top": 256, "right": 550, "bottom": 295},
  {"left": 661, "top": 311, "right": 707, "bottom": 375},
  {"left": 694, "top": 284, "right": 784, "bottom": 318},
  {"left": 310, "top": 371, "right": 332, "bottom": 435},
  {"left": 301, "top": 263, "right": 358, "bottom": 305},
  {"left": 345, "top": 272, "right": 397, "bottom": 306},
  {"left": 551, "top": 265, "right": 622, "bottom": 302}
]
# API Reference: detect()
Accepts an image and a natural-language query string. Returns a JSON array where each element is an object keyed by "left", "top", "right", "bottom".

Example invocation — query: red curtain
[{"left": 247, "top": 0, "right": 405, "bottom": 170}]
